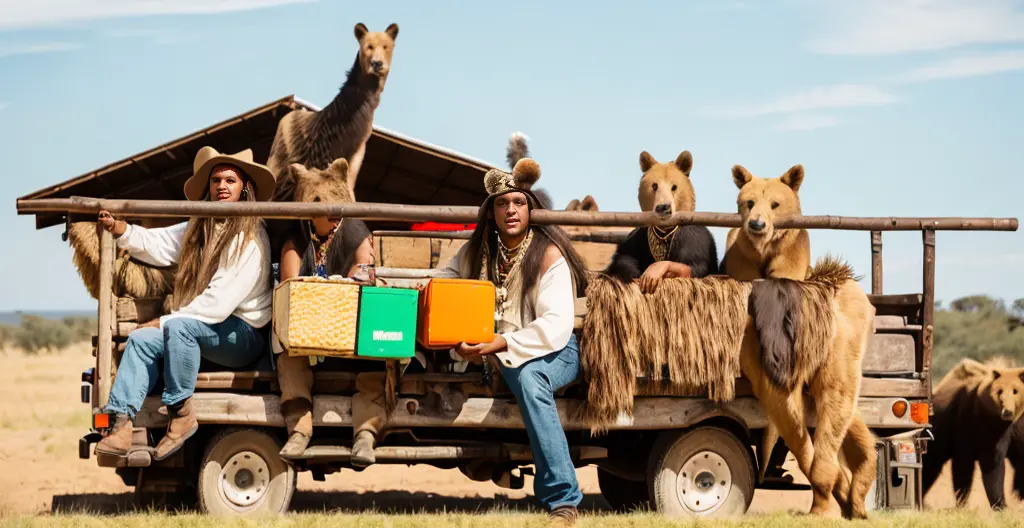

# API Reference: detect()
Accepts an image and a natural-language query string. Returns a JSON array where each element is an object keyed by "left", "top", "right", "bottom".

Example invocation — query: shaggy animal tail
[
  {"left": 749, "top": 279, "right": 802, "bottom": 390},
  {"left": 750, "top": 255, "right": 855, "bottom": 391},
  {"left": 506, "top": 131, "right": 530, "bottom": 169},
  {"left": 66, "top": 222, "right": 176, "bottom": 301}
]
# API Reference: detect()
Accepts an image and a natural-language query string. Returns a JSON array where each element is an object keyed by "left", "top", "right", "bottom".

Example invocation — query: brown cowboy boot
[
  {"left": 94, "top": 413, "right": 134, "bottom": 457},
  {"left": 548, "top": 506, "right": 579, "bottom": 527},
  {"left": 153, "top": 398, "right": 198, "bottom": 461},
  {"left": 279, "top": 398, "right": 313, "bottom": 458},
  {"left": 350, "top": 430, "right": 376, "bottom": 468}
]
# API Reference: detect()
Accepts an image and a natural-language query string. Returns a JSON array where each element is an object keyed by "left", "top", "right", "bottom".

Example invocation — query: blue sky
[{"left": 0, "top": 0, "right": 1021, "bottom": 311}]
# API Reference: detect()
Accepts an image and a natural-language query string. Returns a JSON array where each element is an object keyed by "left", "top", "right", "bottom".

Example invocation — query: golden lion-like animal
[
  {"left": 724, "top": 164, "right": 877, "bottom": 520},
  {"left": 66, "top": 221, "right": 175, "bottom": 309}
]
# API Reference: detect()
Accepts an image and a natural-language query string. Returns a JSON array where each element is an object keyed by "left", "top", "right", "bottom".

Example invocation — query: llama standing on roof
[{"left": 267, "top": 22, "right": 399, "bottom": 201}]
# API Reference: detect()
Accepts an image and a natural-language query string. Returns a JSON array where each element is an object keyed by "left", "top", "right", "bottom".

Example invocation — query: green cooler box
[{"left": 356, "top": 286, "right": 418, "bottom": 359}]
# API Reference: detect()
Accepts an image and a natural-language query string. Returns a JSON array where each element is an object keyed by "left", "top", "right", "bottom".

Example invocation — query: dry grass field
[{"left": 1, "top": 344, "right": 1021, "bottom": 526}]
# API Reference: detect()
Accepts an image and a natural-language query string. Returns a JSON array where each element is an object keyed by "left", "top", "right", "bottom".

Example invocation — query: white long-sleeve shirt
[
  {"left": 116, "top": 222, "right": 273, "bottom": 329},
  {"left": 437, "top": 243, "right": 575, "bottom": 369}
]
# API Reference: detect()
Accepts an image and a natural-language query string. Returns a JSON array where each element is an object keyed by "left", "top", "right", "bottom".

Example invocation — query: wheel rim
[
  {"left": 219, "top": 450, "right": 270, "bottom": 509},
  {"left": 675, "top": 450, "right": 732, "bottom": 514}
]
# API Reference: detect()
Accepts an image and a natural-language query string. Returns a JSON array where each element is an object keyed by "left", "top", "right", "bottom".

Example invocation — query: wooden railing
[{"left": 16, "top": 196, "right": 1019, "bottom": 408}]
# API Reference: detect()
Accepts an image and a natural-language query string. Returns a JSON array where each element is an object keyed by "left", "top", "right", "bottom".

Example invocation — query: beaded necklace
[
  {"left": 647, "top": 225, "right": 678, "bottom": 262},
  {"left": 309, "top": 220, "right": 342, "bottom": 278}
]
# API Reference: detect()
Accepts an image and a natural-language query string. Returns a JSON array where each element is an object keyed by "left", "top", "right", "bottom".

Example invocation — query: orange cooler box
[{"left": 417, "top": 278, "right": 495, "bottom": 349}]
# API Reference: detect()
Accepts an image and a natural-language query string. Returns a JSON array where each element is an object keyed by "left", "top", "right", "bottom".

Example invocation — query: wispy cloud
[
  {"left": 0, "top": 41, "right": 82, "bottom": 59},
  {"left": 896, "top": 51, "right": 1024, "bottom": 83},
  {"left": 102, "top": 28, "right": 200, "bottom": 46},
  {"left": 775, "top": 114, "right": 843, "bottom": 132},
  {"left": 806, "top": 0, "right": 1024, "bottom": 55},
  {"left": 708, "top": 84, "right": 897, "bottom": 119},
  {"left": 0, "top": 102, "right": 9, "bottom": 113},
  {"left": 0, "top": 0, "right": 317, "bottom": 31}
]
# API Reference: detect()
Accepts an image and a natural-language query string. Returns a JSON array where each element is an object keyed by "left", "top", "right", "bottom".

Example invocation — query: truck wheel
[
  {"left": 597, "top": 467, "right": 650, "bottom": 512},
  {"left": 648, "top": 426, "right": 755, "bottom": 518},
  {"left": 197, "top": 428, "right": 296, "bottom": 516}
]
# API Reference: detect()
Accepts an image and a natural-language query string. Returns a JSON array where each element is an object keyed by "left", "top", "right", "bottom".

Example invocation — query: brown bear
[
  {"left": 603, "top": 150, "right": 718, "bottom": 291},
  {"left": 923, "top": 357, "right": 1024, "bottom": 509}
]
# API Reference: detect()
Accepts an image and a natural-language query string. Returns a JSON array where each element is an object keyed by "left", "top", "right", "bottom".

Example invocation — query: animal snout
[
  {"left": 370, "top": 60, "right": 384, "bottom": 72},
  {"left": 748, "top": 218, "right": 766, "bottom": 232},
  {"left": 1001, "top": 408, "right": 1014, "bottom": 420},
  {"left": 654, "top": 203, "right": 672, "bottom": 215}
]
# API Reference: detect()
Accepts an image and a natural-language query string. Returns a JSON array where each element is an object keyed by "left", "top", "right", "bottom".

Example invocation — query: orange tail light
[
  {"left": 892, "top": 400, "right": 908, "bottom": 418},
  {"left": 92, "top": 412, "right": 111, "bottom": 429},
  {"left": 910, "top": 403, "right": 929, "bottom": 424}
]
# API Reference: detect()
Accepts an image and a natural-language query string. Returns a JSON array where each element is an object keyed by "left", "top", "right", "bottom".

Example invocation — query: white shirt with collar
[{"left": 115, "top": 221, "right": 273, "bottom": 329}]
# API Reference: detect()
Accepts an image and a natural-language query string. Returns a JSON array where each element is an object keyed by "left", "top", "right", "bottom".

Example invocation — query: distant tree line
[
  {"left": 932, "top": 295, "right": 1024, "bottom": 379},
  {"left": 0, "top": 314, "right": 96, "bottom": 354},
  {"left": 0, "top": 296, "right": 1020, "bottom": 368}
]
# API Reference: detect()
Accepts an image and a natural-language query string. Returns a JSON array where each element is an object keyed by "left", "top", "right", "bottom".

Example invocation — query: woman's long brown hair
[
  {"left": 464, "top": 194, "right": 589, "bottom": 322},
  {"left": 170, "top": 178, "right": 261, "bottom": 311}
]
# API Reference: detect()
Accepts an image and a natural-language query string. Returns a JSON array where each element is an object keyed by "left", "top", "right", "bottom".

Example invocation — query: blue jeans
[
  {"left": 498, "top": 333, "right": 583, "bottom": 511},
  {"left": 105, "top": 315, "right": 265, "bottom": 418}
]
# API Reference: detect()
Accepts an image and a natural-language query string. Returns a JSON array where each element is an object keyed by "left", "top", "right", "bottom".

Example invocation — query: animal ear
[
  {"left": 287, "top": 163, "right": 308, "bottom": 183},
  {"left": 354, "top": 23, "right": 368, "bottom": 41},
  {"left": 955, "top": 358, "right": 991, "bottom": 380},
  {"left": 675, "top": 150, "right": 693, "bottom": 176},
  {"left": 565, "top": 199, "right": 580, "bottom": 211},
  {"left": 993, "top": 370, "right": 1002, "bottom": 379},
  {"left": 386, "top": 23, "right": 399, "bottom": 40},
  {"left": 512, "top": 158, "right": 541, "bottom": 189},
  {"left": 732, "top": 165, "right": 753, "bottom": 189},
  {"left": 639, "top": 151, "right": 657, "bottom": 173},
  {"left": 580, "top": 195, "right": 598, "bottom": 211},
  {"left": 327, "top": 158, "right": 350, "bottom": 182},
  {"left": 781, "top": 164, "right": 804, "bottom": 192}
]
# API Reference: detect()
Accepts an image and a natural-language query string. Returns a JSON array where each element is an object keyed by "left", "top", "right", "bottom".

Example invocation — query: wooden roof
[{"left": 18, "top": 95, "right": 496, "bottom": 230}]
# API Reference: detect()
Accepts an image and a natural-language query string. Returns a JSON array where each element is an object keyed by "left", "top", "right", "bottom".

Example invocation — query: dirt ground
[{"left": 0, "top": 344, "right": 1019, "bottom": 517}]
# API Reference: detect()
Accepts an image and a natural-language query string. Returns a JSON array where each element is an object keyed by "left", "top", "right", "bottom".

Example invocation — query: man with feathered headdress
[{"left": 431, "top": 155, "right": 591, "bottom": 526}]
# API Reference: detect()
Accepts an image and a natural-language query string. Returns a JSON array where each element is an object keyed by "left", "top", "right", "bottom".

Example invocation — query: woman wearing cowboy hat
[
  {"left": 432, "top": 157, "right": 589, "bottom": 527},
  {"left": 94, "top": 146, "right": 276, "bottom": 461}
]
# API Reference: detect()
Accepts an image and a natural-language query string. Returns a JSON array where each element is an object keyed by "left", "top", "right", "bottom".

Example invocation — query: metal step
[{"left": 283, "top": 444, "right": 607, "bottom": 463}]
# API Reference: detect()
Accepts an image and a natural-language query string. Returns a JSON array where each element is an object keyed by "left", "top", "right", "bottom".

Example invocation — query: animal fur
[
  {"left": 722, "top": 164, "right": 877, "bottom": 520},
  {"left": 578, "top": 274, "right": 752, "bottom": 433},
  {"left": 66, "top": 222, "right": 175, "bottom": 309},
  {"left": 605, "top": 150, "right": 719, "bottom": 281},
  {"left": 267, "top": 22, "right": 398, "bottom": 222},
  {"left": 749, "top": 256, "right": 855, "bottom": 390},
  {"left": 922, "top": 357, "right": 1024, "bottom": 509}
]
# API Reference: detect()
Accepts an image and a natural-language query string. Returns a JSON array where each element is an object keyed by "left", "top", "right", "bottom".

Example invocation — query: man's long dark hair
[{"left": 464, "top": 194, "right": 589, "bottom": 321}]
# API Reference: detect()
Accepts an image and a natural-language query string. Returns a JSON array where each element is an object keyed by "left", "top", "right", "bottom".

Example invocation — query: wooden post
[
  {"left": 921, "top": 230, "right": 936, "bottom": 396},
  {"left": 871, "top": 231, "right": 883, "bottom": 295},
  {"left": 96, "top": 226, "right": 115, "bottom": 409}
]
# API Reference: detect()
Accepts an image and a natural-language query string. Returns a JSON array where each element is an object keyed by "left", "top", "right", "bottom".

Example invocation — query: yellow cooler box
[
  {"left": 273, "top": 276, "right": 361, "bottom": 357},
  {"left": 417, "top": 278, "right": 496, "bottom": 349}
]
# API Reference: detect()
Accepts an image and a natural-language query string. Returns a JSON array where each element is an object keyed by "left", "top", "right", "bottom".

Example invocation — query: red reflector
[
  {"left": 910, "top": 403, "right": 929, "bottom": 424},
  {"left": 93, "top": 412, "right": 111, "bottom": 429},
  {"left": 410, "top": 222, "right": 476, "bottom": 232}
]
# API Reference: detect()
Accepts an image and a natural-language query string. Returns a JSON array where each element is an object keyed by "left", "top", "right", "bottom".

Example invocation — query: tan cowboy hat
[{"left": 184, "top": 146, "right": 276, "bottom": 202}]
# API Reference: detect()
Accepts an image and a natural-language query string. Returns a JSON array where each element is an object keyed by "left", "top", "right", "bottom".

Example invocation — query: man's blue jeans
[
  {"left": 498, "top": 333, "right": 584, "bottom": 511},
  {"left": 105, "top": 315, "right": 265, "bottom": 418}
]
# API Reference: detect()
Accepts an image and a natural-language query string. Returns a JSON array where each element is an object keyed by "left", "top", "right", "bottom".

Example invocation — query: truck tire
[
  {"left": 648, "top": 426, "right": 755, "bottom": 518},
  {"left": 597, "top": 467, "right": 650, "bottom": 512},
  {"left": 197, "top": 428, "right": 296, "bottom": 516}
]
